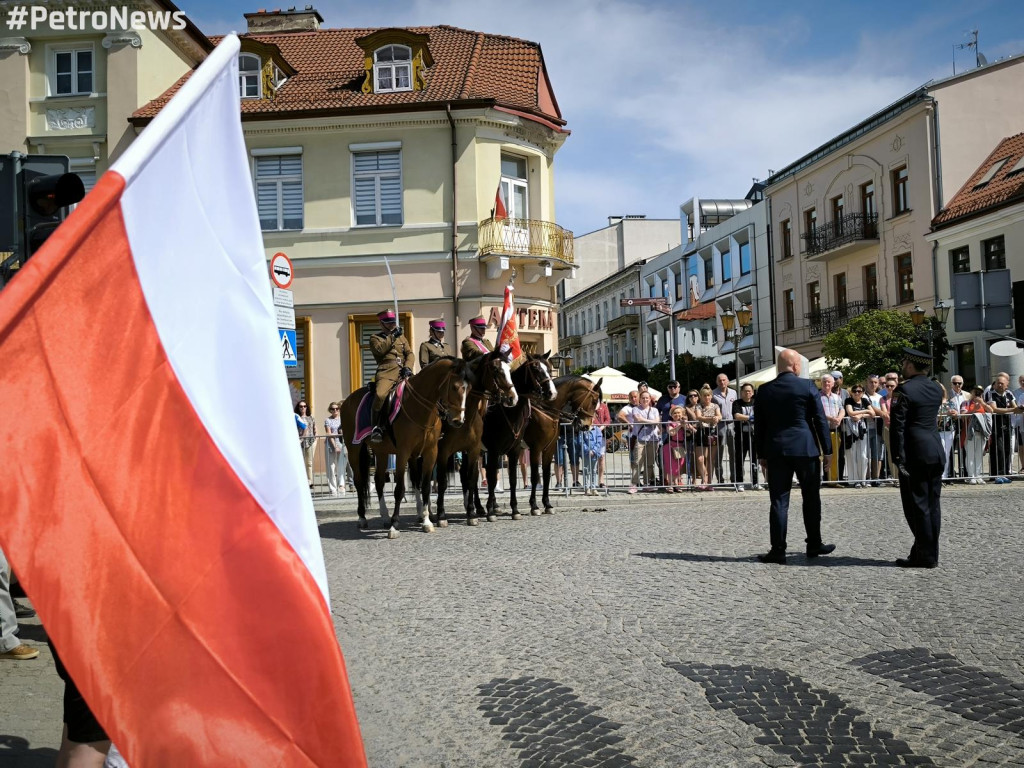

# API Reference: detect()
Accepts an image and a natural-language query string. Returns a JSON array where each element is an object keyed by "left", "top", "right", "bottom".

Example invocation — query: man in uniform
[
  {"left": 461, "top": 316, "right": 493, "bottom": 360},
  {"left": 889, "top": 348, "right": 945, "bottom": 568},
  {"left": 369, "top": 308, "right": 415, "bottom": 444},
  {"left": 418, "top": 318, "right": 452, "bottom": 369}
]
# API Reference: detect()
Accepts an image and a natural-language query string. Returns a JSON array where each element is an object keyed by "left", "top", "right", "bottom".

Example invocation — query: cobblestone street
[{"left": 3, "top": 485, "right": 1023, "bottom": 767}]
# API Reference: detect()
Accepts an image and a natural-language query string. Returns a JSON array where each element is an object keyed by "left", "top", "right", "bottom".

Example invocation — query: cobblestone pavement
[{"left": 2, "top": 485, "right": 1022, "bottom": 767}]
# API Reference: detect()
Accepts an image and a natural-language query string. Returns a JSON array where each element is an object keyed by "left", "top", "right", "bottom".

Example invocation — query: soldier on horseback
[
  {"left": 369, "top": 308, "right": 414, "bottom": 444},
  {"left": 461, "top": 316, "right": 493, "bottom": 360},
  {"left": 418, "top": 318, "right": 452, "bottom": 370}
]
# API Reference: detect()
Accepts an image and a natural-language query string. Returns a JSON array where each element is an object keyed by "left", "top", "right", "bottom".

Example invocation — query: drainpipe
[
  {"left": 765, "top": 198, "right": 777, "bottom": 356},
  {"left": 927, "top": 97, "right": 942, "bottom": 310},
  {"left": 446, "top": 103, "right": 460, "bottom": 328}
]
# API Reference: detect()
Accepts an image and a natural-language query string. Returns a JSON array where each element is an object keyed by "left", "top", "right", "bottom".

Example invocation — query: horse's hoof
[
  {"left": 438, "top": 519, "right": 448, "bottom": 528},
  {"left": 422, "top": 522, "right": 435, "bottom": 533},
  {"left": 387, "top": 527, "right": 399, "bottom": 539},
  {"left": 467, "top": 517, "right": 479, "bottom": 527},
  {"left": 357, "top": 519, "right": 368, "bottom": 530},
  {"left": 543, "top": 508, "right": 554, "bottom": 515},
  {"left": 530, "top": 509, "right": 541, "bottom": 516},
  {"left": 486, "top": 514, "right": 497, "bottom": 523},
  {"left": 511, "top": 512, "right": 522, "bottom": 521}
]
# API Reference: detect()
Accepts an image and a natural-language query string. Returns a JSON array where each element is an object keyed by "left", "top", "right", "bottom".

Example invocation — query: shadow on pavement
[
  {"left": 0, "top": 736, "right": 59, "bottom": 767},
  {"left": 13, "top": 624, "right": 48, "bottom": 644},
  {"left": 635, "top": 552, "right": 900, "bottom": 567}
]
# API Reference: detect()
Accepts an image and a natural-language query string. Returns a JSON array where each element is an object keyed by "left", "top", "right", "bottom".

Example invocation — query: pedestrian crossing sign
[{"left": 280, "top": 329, "right": 297, "bottom": 367}]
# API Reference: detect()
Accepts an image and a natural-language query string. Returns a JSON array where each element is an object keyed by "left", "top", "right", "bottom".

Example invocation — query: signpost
[
  {"left": 619, "top": 298, "right": 677, "bottom": 379},
  {"left": 270, "top": 252, "right": 297, "bottom": 367}
]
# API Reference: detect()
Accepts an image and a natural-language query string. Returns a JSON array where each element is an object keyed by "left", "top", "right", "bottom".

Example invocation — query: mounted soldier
[
  {"left": 369, "top": 308, "right": 414, "bottom": 444},
  {"left": 461, "top": 316, "right": 493, "bottom": 361},
  {"left": 418, "top": 318, "right": 452, "bottom": 370}
]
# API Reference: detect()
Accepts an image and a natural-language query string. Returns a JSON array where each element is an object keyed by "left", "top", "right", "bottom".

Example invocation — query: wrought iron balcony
[
  {"left": 478, "top": 216, "right": 575, "bottom": 266},
  {"left": 561, "top": 334, "right": 582, "bottom": 349},
  {"left": 806, "top": 299, "right": 882, "bottom": 338},
  {"left": 801, "top": 213, "right": 878, "bottom": 258},
  {"left": 607, "top": 314, "right": 640, "bottom": 335}
]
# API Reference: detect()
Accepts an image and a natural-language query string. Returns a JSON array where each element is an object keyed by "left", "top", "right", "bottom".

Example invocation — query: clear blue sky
[{"left": 177, "top": 0, "right": 1024, "bottom": 237}]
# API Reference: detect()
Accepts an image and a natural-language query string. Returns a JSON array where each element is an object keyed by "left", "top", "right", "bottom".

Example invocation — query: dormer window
[
  {"left": 239, "top": 53, "right": 261, "bottom": 99},
  {"left": 374, "top": 45, "right": 412, "bottom": 92}
]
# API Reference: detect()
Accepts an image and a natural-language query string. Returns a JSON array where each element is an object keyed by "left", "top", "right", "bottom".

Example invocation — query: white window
[
  {"left": 253, "top": 151, "right": 303, "bottom": 231},
  {"left": 353, "top": 150, "right": 402, "bottom": 226},
  {"left": 374, "top": 45, "right": 412, "bottom": 93},
  {"left": 239, "top": 53, "right": 261, "bottom": 99},
  {"left": 500, "top": 154, "right": 529, "bottom": 220},
  {"left": 51, "top": 47, "right": 93, "bottom": 96}
]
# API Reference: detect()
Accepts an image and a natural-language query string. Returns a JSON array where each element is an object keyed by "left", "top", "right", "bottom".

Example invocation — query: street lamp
[
  {"left": 721, "top": 304, "right": 753, "bottom": 386},
  {"left": 552, "top": 351, "right": 574, "bottom": 375},
  {"left": 909, "top": 300, "right": 950, "bottom": 360}
]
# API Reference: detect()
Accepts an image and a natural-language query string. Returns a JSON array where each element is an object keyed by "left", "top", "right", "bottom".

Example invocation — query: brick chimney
[{"left": 244, "top": 6, "right": 323, "bottom": 34}]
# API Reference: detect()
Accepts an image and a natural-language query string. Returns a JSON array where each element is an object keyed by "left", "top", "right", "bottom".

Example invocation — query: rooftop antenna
[{"left": 954, "top": 29, "right": 984, "bottom": 75}]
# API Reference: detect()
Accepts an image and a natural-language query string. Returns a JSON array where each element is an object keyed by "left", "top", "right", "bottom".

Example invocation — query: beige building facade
[
  {"left": 766, "top": 55, "right": 1024, "bottom": 361},
  {"left": 0, "top": 0, "right": 210, "bottom": 192}
]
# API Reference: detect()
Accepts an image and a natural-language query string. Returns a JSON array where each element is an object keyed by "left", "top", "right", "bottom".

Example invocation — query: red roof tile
[
  {"left": 933, "top": 132, "right": 1024, "bottom": 227},
  {"left": 676, "top": 302, "right": 716, "bottom": 322},
  {"left": 132, "top": 25, "right": 565, "bottom": 129}
]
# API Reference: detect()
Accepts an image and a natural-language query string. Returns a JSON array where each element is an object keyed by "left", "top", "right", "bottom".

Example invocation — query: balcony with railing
[
  {"left": 478, "top": 216, "right": 575, "bottom": 283},
  {"left": 607, "top": 314, "right": 640, "bottom": 336},
  {"left": 561, "top": 334, "right": 582, "bottom": 349},
  {"left": 802, "top": 213, "right": 878, "bottom": 261},
  {"left": 806, "top": 299, "right": 882, "bottom": 338}
]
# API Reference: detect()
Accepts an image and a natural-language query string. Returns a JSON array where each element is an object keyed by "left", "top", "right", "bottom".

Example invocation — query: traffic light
[
  {"left": 20, "top": 154, "right": 85, "bottom": 258},
  {"left": 1, "top": 152, "right": 85, "bottom": 288}
]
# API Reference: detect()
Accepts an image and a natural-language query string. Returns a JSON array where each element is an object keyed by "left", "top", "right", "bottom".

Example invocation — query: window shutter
[
  {"left": 256, "top": 182, "right": 278, "bottom": 230},
  {"left": 354, "top": 178, "right": 377, "bottom": 225},
  {"left": 281, "top": 182, "right": 303, "bottom": 229},
  {"left": 379, "top": 176, "right": 402, "bottom": 225},
  {"left": 360, "top": 325, "right": 377, "bottom": 387}
]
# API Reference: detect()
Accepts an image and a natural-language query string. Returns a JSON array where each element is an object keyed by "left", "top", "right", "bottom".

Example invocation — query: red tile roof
[
  {"left": 131, "top": 25, "right": 565, "bottom": 130},
  {"left": 676, "top": 302, "right": 716, "bottom": 322},
  {"left": 933, "top": 132, "right": 1024, "bottom": 227}
]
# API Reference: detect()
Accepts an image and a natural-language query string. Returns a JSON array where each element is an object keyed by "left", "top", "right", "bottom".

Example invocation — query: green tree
[
  {"left": 648, "top": 354, "right": 721, "bottom": 393},
  {"left": 821, "top": 309, "right": 948, "bottom": 383},
  {"left": 617, "top": 361, "right": 650, "bottom": 384}
]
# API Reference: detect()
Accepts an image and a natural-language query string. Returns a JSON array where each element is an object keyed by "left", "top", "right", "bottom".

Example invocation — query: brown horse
[
  {"left": 432, "top": 350, "right": 519, "bottom": 528},
  {"left": 522, "top": 375, "right": 604, "bottom": 514},
  {"left": 340, "top": 357, "right": 471, "bottom": 538},
  {"left": 480, "top": 352, "right": 558, "bottom": 520}
]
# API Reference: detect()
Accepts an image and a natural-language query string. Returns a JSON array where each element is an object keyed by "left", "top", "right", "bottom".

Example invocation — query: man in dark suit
[
  {"left": 755, "top": 349, "right": 836, "bottom": 564},
  {"left": 889, "top": 348, "right": 945, "bottom": 568}
]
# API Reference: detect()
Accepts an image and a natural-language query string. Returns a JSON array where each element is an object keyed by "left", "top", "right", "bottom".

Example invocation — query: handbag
[{"left": 302, "top": 436, "right": 316, "bottom": 451}]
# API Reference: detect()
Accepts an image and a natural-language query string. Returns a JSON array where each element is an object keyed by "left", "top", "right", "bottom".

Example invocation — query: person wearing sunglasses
[
  {"left": 294, "top": 400, "right": 316, "bottom": 491},
  {"left": 324, "top": 402, "right": 348, "bottom": 497},
  {"left": 844, "top": 384, "right": 872, "bottom": 487}
]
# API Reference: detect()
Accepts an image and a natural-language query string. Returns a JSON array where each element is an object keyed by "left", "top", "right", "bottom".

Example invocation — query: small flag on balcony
[
  {"left": 493, "top": 183, "right": 508, "bottom": 221},
  {"left": 497, "top": 282, "right": 523, "bottom": 365}
]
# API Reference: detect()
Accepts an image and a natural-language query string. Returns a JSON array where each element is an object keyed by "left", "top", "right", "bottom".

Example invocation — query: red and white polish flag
[
  {"left": 497, "top": 283, "right": 522, "bottom": 364},
  {"left": 0, "top": 36, "right": 366, "bottom": 767},
  {"left": 493, "top": 183, "right": 508, "bottom": 221}
]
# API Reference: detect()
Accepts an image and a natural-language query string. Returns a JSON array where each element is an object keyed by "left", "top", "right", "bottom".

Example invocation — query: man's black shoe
[
  {"left": 369, "top": 426, "right": 384, "bottom": 444},
  {"left": 14, "top": 600, "right": 35, "bottom": 619},
  {"left": 806, "top": 543, "right": 836, "bottom": 558},
  {"left": 896, "top": 557, "right": 937, "bottom": 569},
  {"left": 757, "top": 550, "right": 787, "bottom": 564}
]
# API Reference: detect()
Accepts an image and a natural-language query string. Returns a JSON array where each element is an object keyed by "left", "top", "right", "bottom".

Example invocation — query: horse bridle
[
  {"left": 483, "top": 357, "right": 518, "bottom": 406},
  {"left": 401, "top": 367, "right": 468, "bottom": 427},
  {"left": 525, "top": 357, "right": 556, "bottom": 397},
  {"left": 560, "top": 383, "right": 601, "bottom": 430}
]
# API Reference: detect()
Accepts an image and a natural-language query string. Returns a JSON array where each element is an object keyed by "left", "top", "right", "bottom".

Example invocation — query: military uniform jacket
[
  {"left": 419, "top": 338, "right": 453, "bottom": 369},
  {"left": 461, "top": 335, "right": 494, "bottom": 361},
  {"left": 369, "top": 331, "right": 415, "bottom": 378},
  {"left": 889, "top": 374, "right": 945, "bottom": 467}
]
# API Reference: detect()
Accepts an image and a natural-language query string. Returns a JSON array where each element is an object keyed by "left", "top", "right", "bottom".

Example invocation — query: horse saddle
[{"left": 352, "top": 381, "right": 406, "bottom": 445}]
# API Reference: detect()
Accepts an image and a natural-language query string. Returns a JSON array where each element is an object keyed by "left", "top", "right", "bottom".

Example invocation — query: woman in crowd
[
  {"left": 592, "top": 398, "right": 612, "bottom": 489},
  {"left": 961, "top": 385, "right": 991, "bottom": 484},
  {"left": 629, "top": 390, "right": 661, "bottom": 493},
  {"left": 294, "top": 399, "right": 316, "bottom": 491},
  {"left": 324, "top": 401, "right": 347, "bottom": 497},
  {"left": 692, "top": 385, "right": 721, "bottom": 491},
  {"left": 844, "top": 383, "right": 873, "bottom": 487},
  {"left": 731, "top": 383, "right": 757, "bottom": 490},
  {"left": 662, "top": 404, "right": 688, "bottom": 492},
  {"left": 935, "top": 381, "right": 959, "bottom": 482},
  {"left": 683, "top": 389, "right": 700, "bottom": 486}
]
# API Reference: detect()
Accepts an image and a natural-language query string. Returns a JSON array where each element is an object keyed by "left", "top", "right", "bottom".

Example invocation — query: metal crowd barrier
[{"left": 298, "top": 408, "right": 1022, "bottom": 503}]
